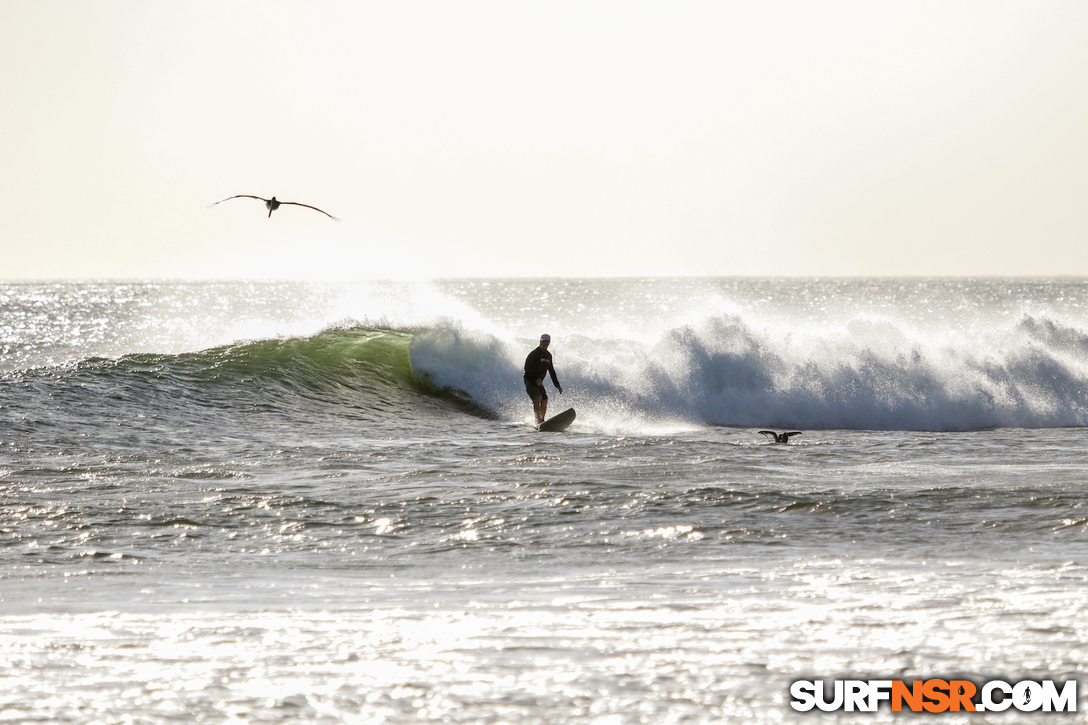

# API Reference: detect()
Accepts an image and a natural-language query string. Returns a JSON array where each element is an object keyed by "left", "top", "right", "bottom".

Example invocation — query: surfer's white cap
[{"left": 540, "top": 334, "right": 551, "bottom": 341}]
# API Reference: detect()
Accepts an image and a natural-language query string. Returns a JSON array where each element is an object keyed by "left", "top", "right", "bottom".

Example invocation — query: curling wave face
[{"left": 0, "top": 328, "right": 491, "bottom": 460}]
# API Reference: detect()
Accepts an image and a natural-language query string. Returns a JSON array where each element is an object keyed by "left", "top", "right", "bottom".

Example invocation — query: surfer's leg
[{"left": 526, "top": 378, "right": 547, "bottom": 423}]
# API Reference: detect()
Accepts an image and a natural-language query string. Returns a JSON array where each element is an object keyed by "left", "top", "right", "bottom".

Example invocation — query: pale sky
[{"left": 2, "top": 0, "right": 1086, "bottom": 279}]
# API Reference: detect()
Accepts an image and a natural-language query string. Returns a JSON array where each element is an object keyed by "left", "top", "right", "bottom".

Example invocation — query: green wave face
[
  {"left": 206, "top": 328, "right": 495, "bottom": 417},
  {"left": 2, "top": 328, "right": 495, "bottom": 447},
  {"left": 195, "top": 328, "right": 425, "bottom": 395}
]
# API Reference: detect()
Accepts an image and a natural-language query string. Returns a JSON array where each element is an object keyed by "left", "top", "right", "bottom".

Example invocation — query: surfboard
[{"left": 537, "top": 408, "right": 576, "bottom": 432}]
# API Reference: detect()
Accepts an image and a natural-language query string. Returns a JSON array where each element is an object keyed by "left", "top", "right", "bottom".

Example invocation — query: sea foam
[{"left": 410, "top": 303, "right": 1088, "bottom": 432}]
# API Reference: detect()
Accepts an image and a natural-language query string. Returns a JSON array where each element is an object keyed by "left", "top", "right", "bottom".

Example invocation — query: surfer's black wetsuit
[{"left": 524, "top": 346, "right": 560, "bottom": 401}]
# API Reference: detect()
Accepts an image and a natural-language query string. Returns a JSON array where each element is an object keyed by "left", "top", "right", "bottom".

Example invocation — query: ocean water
[{"left": 2, "top": 278, "right": 1088, "bottom": 723}]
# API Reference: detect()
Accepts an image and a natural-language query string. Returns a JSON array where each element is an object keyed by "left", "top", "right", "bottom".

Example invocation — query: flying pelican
[
  {"left": 212, "top": 195, "right": 339, "bottom": 221},
  {"left": 758, "top": 430, "right": 802, "bottom": 443}
]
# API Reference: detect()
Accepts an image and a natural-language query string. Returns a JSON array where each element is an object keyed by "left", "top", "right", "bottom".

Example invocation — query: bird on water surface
[
  {"left": 758, "top": 430, "right": 802, "bottom": 443},
  {"left": 212, "top": 195, "right": 339, "bottom": 221}
]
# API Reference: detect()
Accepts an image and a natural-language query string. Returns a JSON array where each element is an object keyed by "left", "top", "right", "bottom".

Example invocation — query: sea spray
[{"left": 407, "top": 289, "right": 1088, "bottom": 431}]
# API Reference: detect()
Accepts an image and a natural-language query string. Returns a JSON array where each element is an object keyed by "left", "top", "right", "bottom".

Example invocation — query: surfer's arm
[{"left": 548, "top": 365, "right": 561, "bottom": 392}]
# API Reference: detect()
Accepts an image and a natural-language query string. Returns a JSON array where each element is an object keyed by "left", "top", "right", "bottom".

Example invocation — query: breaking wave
[{"left": 410, "top": 311, "right": 1088, "bottom": 431}]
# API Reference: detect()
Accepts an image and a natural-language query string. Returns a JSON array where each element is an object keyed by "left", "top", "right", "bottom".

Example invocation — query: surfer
[
  {"left": 524, "top": 334, "right": 563, "bottom": 424},
  {"left": 211, "top": 195, "right": 339, "bottom": 220},
  {"left": 759, "top": 430, "right": 802, "bottom": 443}
]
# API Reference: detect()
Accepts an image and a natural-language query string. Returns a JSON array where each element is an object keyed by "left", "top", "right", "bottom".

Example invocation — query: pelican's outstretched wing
[
  {"left": 785, "top": 432, "right": 802, "bottom": 438},
  {"left": 279, "top": 201, "right": 340, "bottom": 221},
  {"left": 758, "top": 430, "right": 777, "bottom": 437},
  {"left": 211, "top": 194, "right": 268, "bottom": 207}
]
